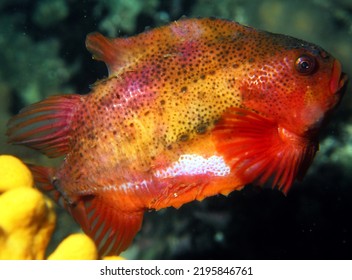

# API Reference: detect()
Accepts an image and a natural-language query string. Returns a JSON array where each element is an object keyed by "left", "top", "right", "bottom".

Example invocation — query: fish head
[
  {"left": 240, "top": 33, "right": 348, "bottom": 138},
  {"left": 218, "top": 33, "right": 348, "bottom": 191}
]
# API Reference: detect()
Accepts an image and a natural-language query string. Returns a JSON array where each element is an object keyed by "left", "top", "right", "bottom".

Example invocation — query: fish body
[{"left": 7, "top": 18, "right": 347, "bottom": 256}]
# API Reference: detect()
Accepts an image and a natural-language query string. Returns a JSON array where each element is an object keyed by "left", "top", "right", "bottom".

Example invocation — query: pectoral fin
[{"left": 212, "top": 107, "right": 317, "bottom": 193}]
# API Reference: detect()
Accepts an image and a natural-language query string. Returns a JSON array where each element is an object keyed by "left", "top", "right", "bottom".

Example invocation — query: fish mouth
[{"left": 330, "top": 59, "right": 348, "bottom": 95}]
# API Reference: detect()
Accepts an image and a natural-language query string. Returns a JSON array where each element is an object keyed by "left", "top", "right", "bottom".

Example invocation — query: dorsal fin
[
  {"left": 85, "top": 18, "right": 248, "bottom": 77},
  {"left": 85, "top": 32, "right": 142, "bottom": 76},
  {"left": 86, "top": 33, "right": 122, "bottom": 75}
]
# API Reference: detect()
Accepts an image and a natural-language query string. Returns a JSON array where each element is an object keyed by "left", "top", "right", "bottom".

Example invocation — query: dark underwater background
[{"left": 0, "top": 0, "right": 352, "bottom": 259}]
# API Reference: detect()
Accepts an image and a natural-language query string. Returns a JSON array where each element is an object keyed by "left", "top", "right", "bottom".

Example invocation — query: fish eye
[{"left": 295, "top": 55, "right": 317, "bottom": 75}]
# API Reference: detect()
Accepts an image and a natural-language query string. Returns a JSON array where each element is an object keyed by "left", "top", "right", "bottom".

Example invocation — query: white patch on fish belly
[{"left": 154, "top": 154, "right": 231, "bottom": 178}]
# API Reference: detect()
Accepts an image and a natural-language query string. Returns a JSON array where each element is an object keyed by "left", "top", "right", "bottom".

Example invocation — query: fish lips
[{"left": 330, "top": 60, "right": 348, "bottom": 98}]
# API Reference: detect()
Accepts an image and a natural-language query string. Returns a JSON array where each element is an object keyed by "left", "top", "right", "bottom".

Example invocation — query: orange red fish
[{"left": 7, "top": 18, "right": 348, "bottom": 256}]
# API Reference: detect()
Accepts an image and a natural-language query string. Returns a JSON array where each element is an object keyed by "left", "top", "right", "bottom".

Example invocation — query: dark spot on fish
[
  {"left": 178, "top": 134, "right": 189, "bottom": 142},
  {"left": 144, "top": 111, "right": 150, "bottom": 116},
  {"left": 181, "top": 86, "right": 187, "bottom": 93},
  {"left": 167, "top": 145, "right": 172, "bottom": 150},
  {"left": 129, "top": 123, "right": 134, "bottom": 127},
  {"left": 196, "top": 124, "right": 207, "bottom": 134},
  {"left": 87, "top": 133, "right": 96, "bottom": 140},
  {"left": 213, "top": 118, "right": 221, "bottom": 125},
  {"left": 248, "top": 57, "right": 255, "bottom": 63},
  {"left": 232, "top": 63, "right": 239, "bottom": 68},
  {"left": 200, "top": 74, "right": 206, "bottom": 80},
  {"left": 160, "top": 99, "right": 166, "bottom": 105},
  {"left": 228, "top": 78, "right": 236, "bottom": 85}
]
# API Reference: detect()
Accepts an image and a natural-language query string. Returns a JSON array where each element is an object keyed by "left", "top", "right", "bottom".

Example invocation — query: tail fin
[
  {"left": 7, "top": 94, "right": 83, "bottom": 158},
  {"left": 29, "top": 164, "right": 144, "bottom": 256}
]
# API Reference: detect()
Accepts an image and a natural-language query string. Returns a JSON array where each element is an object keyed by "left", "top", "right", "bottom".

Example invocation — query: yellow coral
[
  {"left": 0, "top": 187, "right": 56, "bottom": 259},
  {"left": 0, "top": 155, "right": 55, "bottom": 259},
  {"left": 0, "top": 155, "right": 124, "bottom": 260},
  {"left": 0, "top": 155, "right": 34, "bottom": 192},
  {"left": 103, "top": 255, "right": 125, "bottom": 260},
  {"left": 48, "top": 233, "right": 126, "bottom": 260},
  {"left": 48, "top": 233, "right": 98, "bottom": 260}
]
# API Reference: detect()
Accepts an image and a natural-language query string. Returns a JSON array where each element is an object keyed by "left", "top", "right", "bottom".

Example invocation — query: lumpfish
[{"left": 7, "top": 18, "right": 347, "bottom": 256}]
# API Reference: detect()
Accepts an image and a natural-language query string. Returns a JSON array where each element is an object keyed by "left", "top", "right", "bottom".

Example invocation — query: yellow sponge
[
  {"left": 48, "top": 233, "right": 98, "bottom": 260},
  {"left": 0, "top": 187, "right": 56, "bottom": 259},
  {"left": 0, "top": 155, "right": 124, "bottom": 260},
  {"left": 0, "top": 155, "right": 34, "bottom": 192}
]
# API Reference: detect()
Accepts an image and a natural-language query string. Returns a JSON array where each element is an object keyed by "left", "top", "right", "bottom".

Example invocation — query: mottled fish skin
[{"left": 7, "top": 18, "right": 347, "bottom": 256}]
